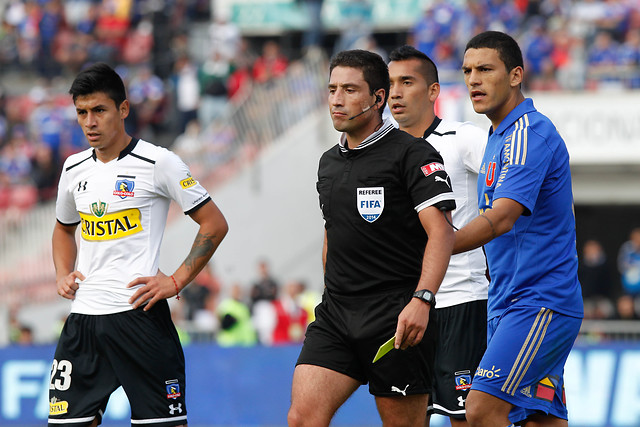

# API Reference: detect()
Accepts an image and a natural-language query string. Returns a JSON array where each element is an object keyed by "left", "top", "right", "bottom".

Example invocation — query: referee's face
[{"left": 328, "top": 66, "right": 377, "bottom": 133}]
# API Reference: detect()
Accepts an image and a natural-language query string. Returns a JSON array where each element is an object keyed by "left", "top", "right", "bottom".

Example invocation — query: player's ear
[
  {"left": 510, "top": 66, "right": 524, "bottom": 88},
  {"left": 428, "top": 82, "right": 440, "bottom": 103},
  {"left": 119, "top": 99, "right": 130, "bottom": 119}
]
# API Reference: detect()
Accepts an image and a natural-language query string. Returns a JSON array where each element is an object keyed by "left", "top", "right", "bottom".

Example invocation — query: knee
[
  {"left": 465, "top": 393, "right": 485, "bottom": 426},
  {"left": 465, "top": 391, "right": 511, "bottom": 427},
  {"left": 287, "top": 405, "right": 305, "bottom": 427},
  {"left": 465, "top": 402, "right": 480, "bottom": 426}
]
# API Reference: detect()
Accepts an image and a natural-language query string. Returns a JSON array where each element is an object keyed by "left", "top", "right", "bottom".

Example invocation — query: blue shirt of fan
[{"left": 478, "top": 98, "right": 583, "bottom": 320}]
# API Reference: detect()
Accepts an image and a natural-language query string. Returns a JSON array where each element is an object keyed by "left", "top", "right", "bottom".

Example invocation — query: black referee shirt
[{"left": 318, "top": 124, "right": 456, "bottom": 296}]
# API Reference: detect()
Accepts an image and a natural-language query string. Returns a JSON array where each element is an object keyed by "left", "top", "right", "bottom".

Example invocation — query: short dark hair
[
  {"left": 388, "top": 45, "right": 439, "bottom": 85},
  {"left": 329, "top": 49, "right": 390, "bottom": 109},
  {"left": 69, "top": 62, "right": 127, "bottom": 107},
  {"left": 465, "top": 31, "right": 524, "bottom": 72}
]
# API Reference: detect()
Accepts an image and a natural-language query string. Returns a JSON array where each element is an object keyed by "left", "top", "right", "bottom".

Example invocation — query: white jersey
[
  {"left": 422, "top": 118, "right": 490, "bottom": 308},
  {"left": 56, "top": 139, "right": 211, "bottom": 315}
]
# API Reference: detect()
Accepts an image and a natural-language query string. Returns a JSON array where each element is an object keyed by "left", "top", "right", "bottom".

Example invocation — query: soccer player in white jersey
[
  {"left": 49, "top": 63, "right": 228, "bottom": 427},
  {"left": 388, "top": 45, "right": 489, "bottom": 427}
]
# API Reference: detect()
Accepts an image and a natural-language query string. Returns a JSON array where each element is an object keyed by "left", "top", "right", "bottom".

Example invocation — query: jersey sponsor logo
[
  {"left": 180, "top": 176, "right": 197, "bottom": 189},
  {"left": 455, "top": 370, "right": 472, "bottom": 390},
  {"left": 421, "top": 162, "right": 445, "bottom": 177},
  {"left": 357, "top": 187, "right": 384, "bottom": 223},
  {"left": 49, "top": 397, "right": 68, "bottom": 415},
  {"left": 90, "top": 201, "right": 108, "bottom": 218},
  {"left": 475, "top": 364, "right": 501, "bottom": 379},
  {"left": 114, "top": 179, "right": 135, "bottom": 198},
  {"left": 79, "top": 208, "right": 142, "bottom": 241},
  {"left": 485, "top": 162, "right": 497, "bottom": 187}
]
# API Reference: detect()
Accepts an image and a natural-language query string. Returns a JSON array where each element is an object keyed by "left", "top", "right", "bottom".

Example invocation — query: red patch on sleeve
[{"left": 421, "top": 162, "right": 445, "bottom": 177}]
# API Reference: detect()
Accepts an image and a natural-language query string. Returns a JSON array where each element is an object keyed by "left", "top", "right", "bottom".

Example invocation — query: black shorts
[
  {"left": 297, "top": 287, "right": 437, "bottom": 397},
  {"left": 428, "top": 299, "right": 487, "bottom": 419},
  {"left": 48, "top": 300, "right": 187, "bottom": 427}
]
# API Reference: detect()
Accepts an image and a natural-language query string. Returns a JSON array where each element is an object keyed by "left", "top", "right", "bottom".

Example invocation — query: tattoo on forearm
[
  {"left": 480, "top": 214, "right": 497, "bottom": 240},
  {"left": 185, "top": 232, "right": 217, "bottom": 271}
]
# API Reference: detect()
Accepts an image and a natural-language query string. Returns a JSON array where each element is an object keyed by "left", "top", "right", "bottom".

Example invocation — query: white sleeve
[
  {"left": 458, "top": 122, "right": 489, "bottom": 174},
  {"left": 55, "top": 165, "right": 80, "bottom": 225},
  {"left": 154, "top": 148, "right": 211, "bottom": 214}
]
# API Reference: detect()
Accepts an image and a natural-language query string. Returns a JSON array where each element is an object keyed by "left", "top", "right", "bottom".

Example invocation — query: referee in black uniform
[{"left": 288, "top": 49, "right": 456, "bottom": 427}]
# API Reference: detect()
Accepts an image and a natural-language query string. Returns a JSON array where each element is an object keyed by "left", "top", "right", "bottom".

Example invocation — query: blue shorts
[{"left": 472, "top": 305, "right": 581, "bottom": 425}]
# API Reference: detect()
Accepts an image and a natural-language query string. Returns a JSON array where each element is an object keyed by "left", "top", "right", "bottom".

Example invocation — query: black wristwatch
[{"left": 413, "top": 289, "right": 436, "bottom": 308}]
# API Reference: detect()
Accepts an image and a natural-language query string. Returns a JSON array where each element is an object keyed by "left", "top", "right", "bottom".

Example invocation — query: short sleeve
[
  {"left": 154, "top": 149, "right": 211, "bottom": 214},
  {"left": 494, "top": 126, "right": 551, "bottom": 215},
  {"left": 403, "top": 139, "right": 456, "bottom": 212},
  {"left": 55, "top": 165, "right": 81, "bottom": 225}
]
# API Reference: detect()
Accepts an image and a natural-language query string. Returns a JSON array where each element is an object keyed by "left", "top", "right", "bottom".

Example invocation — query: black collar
[
  {"left": 422, "top": 117, "right": 442, "bottom": 139},
  {"left": 91, "top": 138, "right": 138, "bottom": 161}
]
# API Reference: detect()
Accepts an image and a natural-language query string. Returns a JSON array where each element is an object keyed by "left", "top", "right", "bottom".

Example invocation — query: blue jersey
[{"left": 478, "top": 98, "right": 583, "bottom": 320}]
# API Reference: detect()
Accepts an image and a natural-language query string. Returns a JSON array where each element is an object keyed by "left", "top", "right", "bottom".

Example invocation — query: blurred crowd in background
[{"left": 2, "top": 0, "right": 640, "bottom": 346}]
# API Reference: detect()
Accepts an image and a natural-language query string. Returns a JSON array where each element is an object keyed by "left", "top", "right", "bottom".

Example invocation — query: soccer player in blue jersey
[{"left": 454, "top": 31, "right": 583, "bottom": 427}]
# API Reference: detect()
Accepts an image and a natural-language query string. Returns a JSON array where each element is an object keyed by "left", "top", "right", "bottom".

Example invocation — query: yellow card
[{"left": 372, "top": 335, "right": 396, "bottom": 363}]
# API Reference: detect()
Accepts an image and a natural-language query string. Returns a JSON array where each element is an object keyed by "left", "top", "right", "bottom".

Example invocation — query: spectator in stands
[
  {"left": 523, "top": 18, "right": 556, "bottom": 86},
  {"left": 249, "top": 260, "right": 279, "bottom": 346},
  {"left": 252, "top": 297, "right": 276, "bottom": 346},
  {"left": 0, "top": 126, "right": 38, "bottom": 214},
  {"left": 249, "top": 259, "right": 279, "bottom": 311},
  {"left": 618, "top": 227, "right": 640, "bottom": 296},
  {"left": 227, "top": 55, "right": 253, "bottom": 101},
  {"left": 299, "top": 0, "right": 325, "bottom": 52},
  {"left": 550, "top": 27, "right": 586, "bottom": 90},
  {"left": 615, "top": 294, "right": 639, "bottom": 320},
  {"left": 191, "top": 292, "right": 220, "bottom": 341},
  {"left": 333, "top": 0, "right": 374, "bottom": 55},
  {"left": 172, "top": 54, "right": 201, "bottom": 133},
  {"left": 586, "top": 30, "right": 621, "bottom": 86},
  {"left": 409, "top": 4, "right": 440, "bottom": 58},
  {"left": 121, "top": 18, "right": 154, "bottom": 65},
  {"left": 181, "top": 266, "right": 221, "bottom": 322},
  {"left": 16, "top": 325, "right": 34, "bottom": 345},
  {"left": 272, "top": 280, "right": 308, "bottom": 345},
  {"left": 486, "top": 0, "right": 523, "bottom": 33},
  {"left": 208, "top": 9, "right": 241, "bottom": 62},
  {"left": 618, "top": 28, "right": 640, "bottom": 87},
  {"left": 578, "top": 239, "right": 615, "bottom": 319},
  {"left": 29, "top": 142, "right": 59, "bottom": 202},
  {"left": 93, "top": 0, "right": 132, "bottom": 61},
  {"left": 217, "top": 283, "right": 257, "bottom": 347},
  {"left": 198, "top": 49, "right": 231, "bottom": 125},
  {"left": 14, "top": 1, "right": 41, "bottom": 71},
  {"left": 37, "top": 0, "right": 65, "bottom": 78},
  {"left": 296, "top": 281, "right": 321, "bottom": 324},
  {"left": 28, "top": 87, "right": 65, "bottom": 166},
  {"left": 127, "top": 64, "right": 167, "bottom": 140},
  {"left": 252, "top": 40, "right": 289, "bottom": 85}
]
